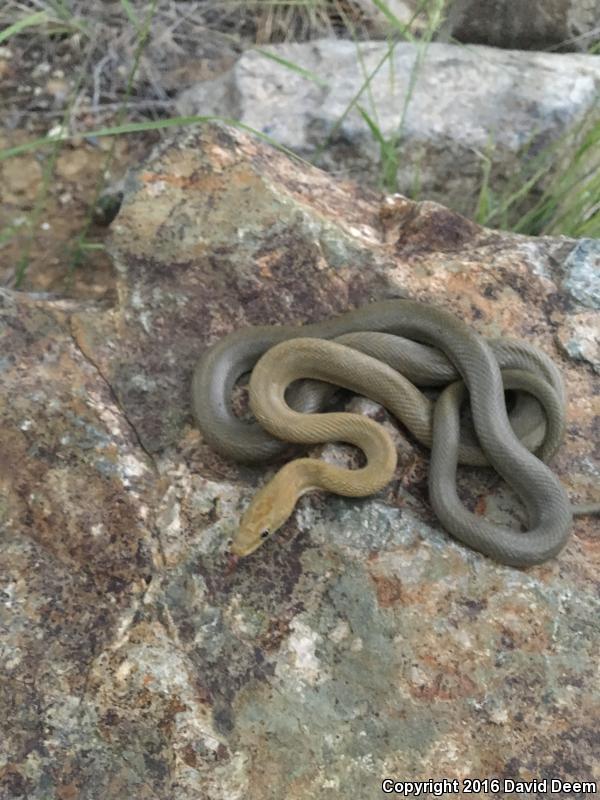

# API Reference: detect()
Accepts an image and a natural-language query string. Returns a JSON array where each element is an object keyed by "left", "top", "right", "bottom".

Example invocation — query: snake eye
[{"left": 260, "top": 530, "right": 269, "bottom": 540}]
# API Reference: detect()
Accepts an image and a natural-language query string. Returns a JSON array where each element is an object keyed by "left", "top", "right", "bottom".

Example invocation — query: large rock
[
  {"left": 363, "top": 0, "right": 600, "bottom": 50},
  {"left": 440, "top": 0, "right": 600, "bottom": 51},
  {"left": 1, "top": 123, "right": 599, "bottom": 799},
  {"left": 176, "top": 41, "right": 600, "bottom": 220}
]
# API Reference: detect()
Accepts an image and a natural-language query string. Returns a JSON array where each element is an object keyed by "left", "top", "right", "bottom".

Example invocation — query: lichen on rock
[{"left": 1, "top": 123, "right": 598, "bottom": 799}]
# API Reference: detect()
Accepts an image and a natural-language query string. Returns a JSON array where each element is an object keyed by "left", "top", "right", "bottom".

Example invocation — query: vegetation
[{"left": 0, "top": 0, "right": 598, "bottom": 288}]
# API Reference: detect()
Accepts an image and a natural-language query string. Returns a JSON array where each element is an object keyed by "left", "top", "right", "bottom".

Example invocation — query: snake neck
[{"left": 278, "top": 458, "right": 324, "bottom": 499}]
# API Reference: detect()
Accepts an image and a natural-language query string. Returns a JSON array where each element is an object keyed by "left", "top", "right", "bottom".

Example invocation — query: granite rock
[
  {"left": 439, "top": 0, "right": 600, "bottom": 52},
  {"left": 359, "top": 0, "right": 600, "bottom": 51},
  {"left": 176, "top": 41, "right": 600, "bottom": 219},
  {"left": 1, "top": 124, "right": 599, "bottom": 799}
]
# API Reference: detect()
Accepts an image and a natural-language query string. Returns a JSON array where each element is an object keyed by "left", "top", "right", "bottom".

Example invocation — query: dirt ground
[
  {"left": 3, "top": 2, "right": 595, "bottom": 298},
  {"left": 0, "top": 2, "right": 248, "bottom": 298},
  {"left": 0, "top": 0, "right": 392, "bottom": 298},
  {"left": 0, "top": 129, "right": 150, "bottom": 298}
]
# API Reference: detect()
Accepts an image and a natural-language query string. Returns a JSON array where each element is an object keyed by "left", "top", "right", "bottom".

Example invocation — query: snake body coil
[{"left": 191, "top": 299, "right": 593, "bottom": 566}]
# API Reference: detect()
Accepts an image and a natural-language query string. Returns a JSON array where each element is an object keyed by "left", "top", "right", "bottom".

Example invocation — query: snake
[{"left": 191, "top": 299, "right": 598, "bottom": 566}]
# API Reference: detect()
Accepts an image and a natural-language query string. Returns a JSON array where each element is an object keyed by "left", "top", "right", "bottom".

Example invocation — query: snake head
[{"left": 231, "top": 468, "right": 299, "bottom": 557}]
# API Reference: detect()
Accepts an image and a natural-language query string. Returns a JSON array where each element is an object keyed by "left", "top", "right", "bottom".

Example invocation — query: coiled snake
[{"left": 192, "top": 299, "right": 598, "bottom": 567}]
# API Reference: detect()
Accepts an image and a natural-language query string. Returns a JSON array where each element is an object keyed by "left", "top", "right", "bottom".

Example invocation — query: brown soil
[
  {"left": 0, "top": 128, "right": 155, "bottom": 298},
  {"left": 0, "top": 2, "right": 244, "bottom": 298},
  {"left": 0, "top": 0, "right": 421, "bottom": 299}
]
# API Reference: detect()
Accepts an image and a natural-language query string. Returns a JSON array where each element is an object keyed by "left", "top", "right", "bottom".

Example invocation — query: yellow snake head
[{"left": 231, "top": 465, "right": 300, "bottom": 557}]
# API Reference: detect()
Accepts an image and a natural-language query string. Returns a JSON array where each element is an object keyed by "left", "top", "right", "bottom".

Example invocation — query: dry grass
[
  {"left": 0, "top": 0, "right": 598, "bottom": 293},
  {"left": 0, "top": 0, "right": 406, "bottom": 144},
  {"left": 0, "top": 1, "right": 245, "bottom": 134},
  {"left": 0, "top": 0, "right": 389, "bottom": 291}
]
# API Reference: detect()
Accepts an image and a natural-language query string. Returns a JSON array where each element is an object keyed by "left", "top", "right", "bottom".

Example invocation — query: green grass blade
[
  {"left": 120, "top": 0, "right": 140, "bottom": 30},
  {"left": 254, "top": 48, "right": 329, "bottom": 87},
  {"left": 46, "top": 0, "right": 72, "bottom": 20},
  {"left": 357, "top": 105, "right": 398, "bottom": 191},
  {"left": 473, "top": 149, "right": 493, "bottom": 224},
  {"left": 0, "top": 11, "right": 48, "bottom": 44},
  {"left": 0, "top": 116, "right": 314, "bottom": 165},
  {"left": 312, "top": 41, "right": 398, "bottom": 164},
  {"left": 76, "top": 242, "right": 106, "bottom": 251},
  {"left": 313, "top": 0, "right": 437, "bottom": 163},
  {"left": 0, "top": 223, "right": 23, "bottom": 248},
  {"left": 357, "top": 106, "right": 386, "bottom": 148},
  {"left": 369, "top": 0, "right": 415, "bottom": 41}
]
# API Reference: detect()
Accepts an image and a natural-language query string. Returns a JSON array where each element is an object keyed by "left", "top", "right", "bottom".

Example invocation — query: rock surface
[
  {"left": 440, "top": 0, "right": 600, "bottom": 51},
  {"left": 176, "top": 41, "right": 600, "bottom": 219},
  {"left": 2, "top": 123, "right": 599, "bottom": 799}
]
